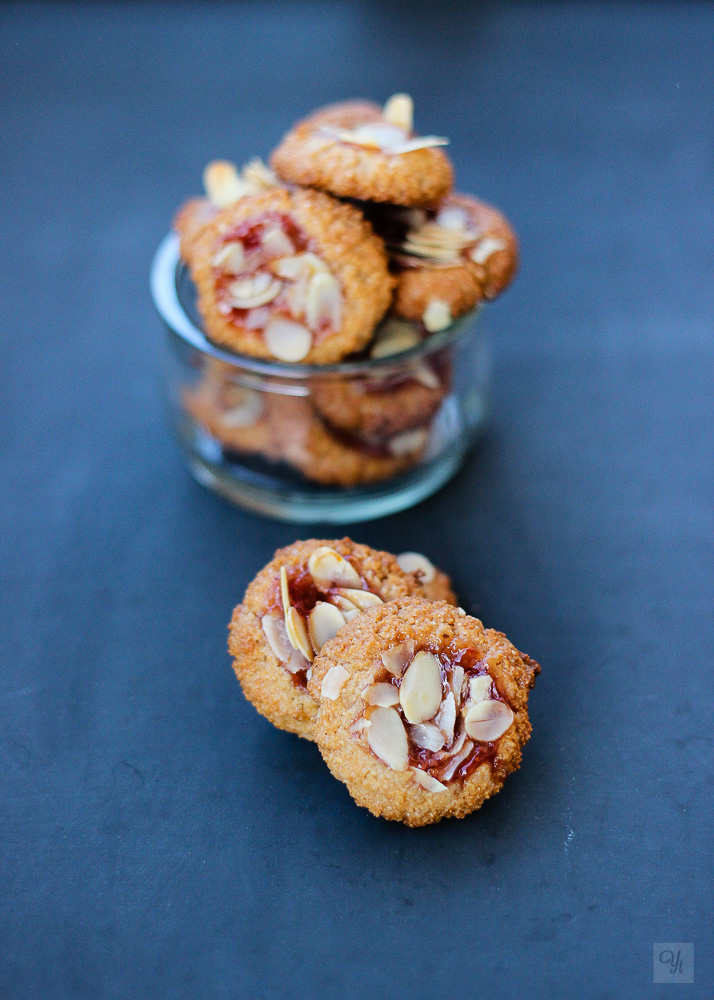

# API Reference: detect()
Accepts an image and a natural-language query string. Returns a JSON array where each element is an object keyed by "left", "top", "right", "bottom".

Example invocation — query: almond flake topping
[
  {"left": 464, "top": 700, "right": 514, "bottom": 742},
  {"left": 422, "top": 299, "right": 452, "bottom": 333},
  {"left": 469, "top": 236, "right": 506, "bottom": 265},
  {"left": 396, "top": 551, "right": 436, "bottom": 584},
  {"left": 381, "top": 638, "right": 415, "bottom": 676},
  {"left": 411, "top": 768, "right": 447, "bottom": 793},
  {"left": 366, "top": 706, "right": 409, "bottom": 771},
  {"left": 383, "top": 93, "right": 414, "bottom": 132},
  {"left": 308, "top": 601, "right": 346, "bottom": 652},
  {"left": 264, "top": 317, "right": 312, "bottom": 362},
  {"left": 362, "top": 682, "right": 400, "bottom": 708},
  {"left": 307, "top": 547, "right": 361, "bottom": 589},
  {"left": 334, "top": 588, "right": 382, "bottom": 611},
  {"left": 399, "top": 651, "right": 443, "bottom": 724},
  {"left": 321, "top": 664, "right": 350, "bottom": 701}
]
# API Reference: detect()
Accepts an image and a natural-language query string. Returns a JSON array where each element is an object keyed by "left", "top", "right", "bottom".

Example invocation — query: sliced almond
[
  {"left": 307, "top": 547, "right": 361, "bottom": 589},
  {"left": 350, "top": 717, "right": 371, "bottom": 735},
  {"left": 388, "top": 427, "right": 428, "bottom": 457},
  {"left": 321, "top": 664, "right": 349, "bottom": 700},
  {"left": 399, "top": 650, "right": 443, "bottom": 724},
  {"left": 270, "top": 252, "right": 328, "bottom": 281},
  {"left": 362, "top": 682, "right": 400, "bottom": 707},
  {"left": 305, "top": 271, "right": 342, "bottom": 332},
  {"left": 264, "top": 317, "right": 312, "bottom": 362},
  {"left": 285, "top": 648, "right": 310, "bottom": 674},
  {"left": 468, "top": 674, "right": 493, "bottom": 705},
  {"left": 411, "top": 768, "right": 447, "bottom": 793},
  {"left": 440, "top": 739, "right": 474, "bottom": 782},
  {"left": 335, "top": 121, "right": 406, "bottom": 150},
  {"left": 366, "top": 706, "right": 408, "bottom": 771},
  {"left": 220, "top": 388, "right": 263, "bottom": 428},
  {"left": 409, "top": 722, "right": 445, "bottom": 752},
  {"left": 370, "top": 318, "right": 421, "bottom": 359},
  {"left": 409, "top": 222, "right": 473, "bottom": 248},
  {"left": 261, "top": 226, "right": 295, "bottom": 259},
  {"left": 451, "top": 665, "right": 465, "bottom": 706},
  {"left": 279, "top": 565, "right": 291, "bottom": 613},
  {"left": 241, "top": 157, "right": 278, "bottom": 192},
  {"left": 334, "top": 588, "right": 382, "bottom": 611},
  {"left": 422, "top": 299, "right": 452, "bottom": 333},
  {"left": 212, "top": 241, "right": 245, "bottom": 273},
  {"left": 464, "top": 700, "right": 513, "bottom": 742},
  {"left": 469, "top": 236, "right": 506, "bottom": 265},
  {"left": 396, "top": 551, "right": 436, "bottom": 584},
  {"left": 227, "top": 273, "right": 282, "bottom": 309},
  {"left": 381, "top": 638, "right": 415, "bottom": 676},
  {"left": 435, "top": 205, "right": 469, "bottom": 231},
  {"left": 389, "top": 135, "right": 449, "bottom": 154},
  {"left": 340, "top": 607, "right": 361, "bottom": 622},
  {"left": 203, "top": 160, "right": 250, "bottom": 207},
  {"left": 285, "top": 606, "right": 313, "bottom": 662},
  {"left": 261, "top": 612, "right": 293, "bottom": 663},
  {"left": 308, "top": 601, "right": 345, "bottom": 652},
  {"left": 330, "top": 593, "right": 359, "bottom": 615},
  {"left": 435, "top": 690, "right": 456, "bottom": 744},
  {"left": 383, "top": 93, "right": 414, "bottom": 133},
  {"left": 412, "top": 363, "right": 441, "bottom": 390}
]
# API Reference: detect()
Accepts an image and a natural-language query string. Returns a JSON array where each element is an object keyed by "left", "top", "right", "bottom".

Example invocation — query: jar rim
[{"left": 150, "top": 233, "right": 479, "bottom": 378}]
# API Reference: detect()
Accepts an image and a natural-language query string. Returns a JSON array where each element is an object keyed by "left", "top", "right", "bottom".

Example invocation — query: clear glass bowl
[{"left": 150, "top": 233, "right": 491, "bottom": 523}]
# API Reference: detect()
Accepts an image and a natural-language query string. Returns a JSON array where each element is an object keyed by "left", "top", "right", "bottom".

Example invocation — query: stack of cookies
[
  {"left": 174, "top": 95, "right": 518, "bottom": 487},
  {"left": 230, "top": 539, "right": 539, "bottom": 826}
]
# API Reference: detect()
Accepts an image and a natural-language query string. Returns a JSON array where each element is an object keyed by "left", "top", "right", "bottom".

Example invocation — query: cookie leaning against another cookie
[
  {"left": 308, "top": 597, "right": 539, "bottom": 825},
  {"left": 228, "top": 540, "right": 457, "bottom": 740},
  {"left": 271, "top": 95, "right": 454, "bottom": 208}
]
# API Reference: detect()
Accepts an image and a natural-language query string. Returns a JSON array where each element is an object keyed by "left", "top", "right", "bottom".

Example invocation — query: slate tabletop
[{"left": 1, "top": 2, "right": 712, "bottom": 997}]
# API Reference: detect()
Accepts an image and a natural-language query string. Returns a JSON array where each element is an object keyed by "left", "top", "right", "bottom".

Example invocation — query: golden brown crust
[
  {"left": 310, "top": 360, "right": 449, "bottom": 438},
  {"left": 310, "top": 597, "right": 539, "bottom": 825},
  {"left": 271, "top": 100, "right": 454, "bottom": 208},
  {"left": 392, "top": 194, "right": 519, "bottom": 320},
  {"left": 190, "top": 186, "right": 394, "bottom": 363},
  {"left": 229, "top": 541, "right": 454, "bottom": 740}
]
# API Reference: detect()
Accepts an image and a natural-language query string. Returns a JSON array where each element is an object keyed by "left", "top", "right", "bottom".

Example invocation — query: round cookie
[
  {"left": 310, "top": 318, "right": 450, "bottom": 439},
  {"left": 228, "top": 540, "right": 456, "bottom": 740},
  {"left": 182, "top": 358, "right": 277, "bottom": 458},
  {"left": 271, "top": 95, "right": 453, "bottom": 208},
  {"left": 267, "top": 394, "right": 432, "bottom": 487},
  {"left": 309, "top": 597, "right": 539, "bottom": 825},
  {"left": 190, "top": 186, "right": 394, "bottom": 364},
  {"left": 365, "top": 193, "right": 518, "bottom": 328}
]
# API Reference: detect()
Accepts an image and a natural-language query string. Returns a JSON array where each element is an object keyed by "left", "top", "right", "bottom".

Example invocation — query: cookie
[
  {"left": 309, "top": 597, "right": 539, "bottom": 825},
  {"left": 189, "top": 186, "right": 394, "bottom": 364},
  {"left": 364, "top": 193, "right": 518, "bottom": 328},
  {"left": 271, "top": 94, "right": 453, "bottom": 208},
  {"left": 267, "top": 395, "right": 431, "bottom": 487},
  {"left": 228, "top": 540, "right": 457, "bottom": 740},
  {"left": 310, "top": 317, "right": 450, "bottom": 438}
]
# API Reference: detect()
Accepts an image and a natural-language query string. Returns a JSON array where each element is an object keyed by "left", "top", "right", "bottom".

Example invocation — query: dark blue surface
[{"left": 1, "top": 3, "right": 712, "bottom": 997}]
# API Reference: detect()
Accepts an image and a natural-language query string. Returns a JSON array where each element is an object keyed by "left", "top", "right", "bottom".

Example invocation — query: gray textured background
[{"left": 1, "top": 2, "right": 712, "bottom": 997}]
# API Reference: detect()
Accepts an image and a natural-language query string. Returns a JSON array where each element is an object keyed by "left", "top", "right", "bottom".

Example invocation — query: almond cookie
[
  {"left": 228, "top": 540, "right": 457, "bottom": 740},
  {"left": 309, "top": 597, "right": 539, "bottom": 825},
  {"left": 266, "top": 395, "right": 431, "bottom": 488},
  {"left": 365, "top": 193, "right": 518, "bottom": 328},
  {"left": 190, "top": 186, "right": 394, "bottom": 363},
  {"left": 310, "top": 318, "right": 451, "bottom": 438},
  {"left": 271, "top": 94, "right": 453, "bottom": 208}
]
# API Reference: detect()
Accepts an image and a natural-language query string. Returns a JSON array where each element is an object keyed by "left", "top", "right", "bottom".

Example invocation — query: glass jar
[{"left": 151, "top": 234, "right": 491, "bottom": 523}]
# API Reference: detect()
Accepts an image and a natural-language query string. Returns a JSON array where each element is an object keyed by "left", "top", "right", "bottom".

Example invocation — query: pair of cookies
[
  {"left": 229, "top": 540, "right": 539, "bottom": 825},
  {"left": 174, "top": 94, "right": 518, "bottom": 366},
  {"left": 184, "top": 362, "right": 435, "bottom": 487}
]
